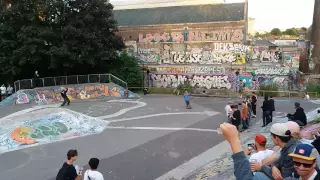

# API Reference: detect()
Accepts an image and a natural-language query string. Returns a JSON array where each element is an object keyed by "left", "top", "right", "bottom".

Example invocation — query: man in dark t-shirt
[{"left": 56, "top": 149, "right": 82, "bottom": 180}]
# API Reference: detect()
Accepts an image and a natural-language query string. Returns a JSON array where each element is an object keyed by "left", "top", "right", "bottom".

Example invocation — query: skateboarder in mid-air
[{"left": 61, "top": 88, "right": 70, "bottom": 106}]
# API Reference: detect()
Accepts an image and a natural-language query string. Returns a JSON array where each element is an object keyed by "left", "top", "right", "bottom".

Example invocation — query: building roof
[
  {"left": 113, "top": 3, "right": 245, "bottom": 26},
  {"left": 111, "top": 0, "right": 225, "bottom": 10},
  {"left": 254, "top": 40, "right": 277, "bottom": 47}
]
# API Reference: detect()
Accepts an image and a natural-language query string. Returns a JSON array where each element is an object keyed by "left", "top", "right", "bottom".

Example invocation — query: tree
[
  {"left": 110, "top": 53, "right": 142, "bottom": 87},
  {"left": 43, "top": 0, "right": 125, "bottom": 75},
  {"left": 284, "top": 28, "right": 298, "bottom": 36},
  {"left": 270, "top": 28, "right": 282, "bottom": 36},
  {"left": 300, "top": 27, "right": 307, "bottom": 32},
  {"left": 0, "top": 0, "right": 49, "bottom": 81}
]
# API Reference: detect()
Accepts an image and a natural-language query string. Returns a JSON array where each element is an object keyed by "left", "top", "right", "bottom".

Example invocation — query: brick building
[{"left": 113, "top": 0, "right": 249, "bottom": 69}]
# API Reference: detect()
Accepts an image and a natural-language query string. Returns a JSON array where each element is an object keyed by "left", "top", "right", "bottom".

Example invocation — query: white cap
[{"left": 270, "top": 123, "right": 290, "bottom": 137}]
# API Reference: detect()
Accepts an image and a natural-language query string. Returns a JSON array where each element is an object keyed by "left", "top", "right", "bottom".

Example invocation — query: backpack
[{"left": 56, "top": 164, "right": 67, "bottom": 180}]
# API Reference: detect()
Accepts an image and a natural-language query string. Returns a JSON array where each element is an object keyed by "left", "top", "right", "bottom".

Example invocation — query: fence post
[
  {"left": 88, "top": 75, "right": 90, "bottom": 83},
  {"left": 31, "top": 79, "right": 33, "bottom": 89},
  {"left": 14, "top": 82, "right": 17, "bottom": 92},
  {"left": 289, "top": 91, "right": 291, "bottom": 98},
  {"left": 108, "top": 74, "right": 111, "bottom": 83},
  {"left": 99, "top": 74, "right": 101, "bottom": 83},
  {"left": 42, "top": 78, "right": 45, "bottom": 87},
  {"left": 66, "top": 76, "right": 68, "bottom": 85},
  {"left": 77, "top": 75, "right": 79, "bottom": 84},
  {"left": 19, "top": 81, "right": 21, "bottom": 91},
  {"left": 54, "top": 77, "right": 56, "bottom": 86}
]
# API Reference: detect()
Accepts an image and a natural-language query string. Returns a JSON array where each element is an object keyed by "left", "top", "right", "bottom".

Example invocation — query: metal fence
[{"left": 14, "top": 74, "right": 128, "bottom": 92}]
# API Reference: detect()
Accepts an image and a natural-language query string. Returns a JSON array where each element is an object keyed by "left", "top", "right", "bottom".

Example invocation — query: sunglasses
[{"left": 294, "top": 161, "right": 314, "bottom": 168}]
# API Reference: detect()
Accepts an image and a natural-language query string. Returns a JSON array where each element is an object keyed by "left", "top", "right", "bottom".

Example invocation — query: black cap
[{"left": 294, "top": 102, "right": 300, "bottom": 108}]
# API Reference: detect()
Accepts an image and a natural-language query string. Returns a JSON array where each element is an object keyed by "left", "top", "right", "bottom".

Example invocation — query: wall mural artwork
[
  {"left": 138, "top": 29, "right": 244, "bottom": 43},
  {"left": 149, "top": 67, "right": 302, "bottom": 91},
  {"left": 0, "top": 108, "right": 107, "bottom": 153},
  {"left": 136, "top": 43, "right": 247, "bottom": 65},
  {"left": 0, "top": 83, "right": 140, "bottom": 106},
  {"left": 151, "top": 74, "right": 232, "bottom": 89}
]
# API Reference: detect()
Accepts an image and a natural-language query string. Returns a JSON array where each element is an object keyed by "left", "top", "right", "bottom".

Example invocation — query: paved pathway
[{"left": 0, "top": 95, "right": 318, "bottom": 180}]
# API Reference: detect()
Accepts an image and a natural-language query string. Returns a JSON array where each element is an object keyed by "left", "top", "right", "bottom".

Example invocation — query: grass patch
[{"left": 308, "top": 116, "right": 320, "bottom": 125}]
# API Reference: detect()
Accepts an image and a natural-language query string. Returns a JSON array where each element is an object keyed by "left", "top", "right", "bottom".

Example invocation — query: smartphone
[{"left": 247, "top": 143, "right": 254, "bottom": 150}]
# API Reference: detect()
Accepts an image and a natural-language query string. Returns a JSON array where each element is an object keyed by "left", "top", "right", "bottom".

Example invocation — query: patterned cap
[{"left": 289, "top": 144, "right": 318, "bottom": 161}]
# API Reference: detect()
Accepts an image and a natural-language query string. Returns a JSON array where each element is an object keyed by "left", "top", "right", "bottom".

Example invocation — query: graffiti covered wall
[
  {"left": 138, "top": 29, "right": 244, "bottom": 43},
  {"left": 0, "top": 108, "right": 107, "bottom": 153},
  {"left": 136, "top": 43, "right": 248, "bottom": 65},
  {"left": 0, "top": 83, "right": 140, "bottom": 105},
  {"left": 149, "top": 67, "right": 302, "bottom": 91}
]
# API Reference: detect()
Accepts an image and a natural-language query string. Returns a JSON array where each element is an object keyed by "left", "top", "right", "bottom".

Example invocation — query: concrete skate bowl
[
  {"left": 0, "top": 83, "right": 140, "bottom": 105},
  {"left": 0, "top": 106, "right": 108, "bottom": 154}
]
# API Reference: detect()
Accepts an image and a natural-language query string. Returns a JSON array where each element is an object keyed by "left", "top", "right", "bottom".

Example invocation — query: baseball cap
[
  {"left": 285, "top": 121, "right": 300, "bottom": 134},
  {"left": 254, "top": 134, "right": 267, "bottom": 145},
  {"left": 289, "top": 144, "right": 318, "bottom": 161},
  {"left": 270, "top": 123, "right": 291, "bottom": 137}
]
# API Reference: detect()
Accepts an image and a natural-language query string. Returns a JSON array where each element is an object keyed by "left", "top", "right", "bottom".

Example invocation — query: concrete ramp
[
  {"left": 0, "top": 83, "right": 140, "bottom": 105},
  {"left": 0, "top": 106, "right": 108, "bottom": 154}
]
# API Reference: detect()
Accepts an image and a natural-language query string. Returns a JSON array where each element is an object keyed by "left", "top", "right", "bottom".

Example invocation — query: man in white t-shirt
[
  {"left": 225, "top": 102, "right": 233, "bottom": 123},
  {"left": 246, "top": 134, "right": 274, "bottom": 164},
  {"left": 84, "top": 158, "right": 104, "bottom": 180}
]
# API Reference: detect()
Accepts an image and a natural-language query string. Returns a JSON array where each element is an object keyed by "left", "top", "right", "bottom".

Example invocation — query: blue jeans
[{"left": 253, "top": 172, "right": 271, "bottom": 180}]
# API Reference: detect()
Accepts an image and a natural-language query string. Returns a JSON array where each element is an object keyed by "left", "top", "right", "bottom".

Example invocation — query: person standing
[
  {"left": 261, "top": 96, "right": 271, "bottom": 127},
  {"left": 83, "top": 158, "right": 104, "bottom": 180},
  {"left": 0, "top": 84, "right": 6, "bottom": 100},
  {"left": 6, "top": 84, "right": 13, "bottom": 96},
  {"left": 183, "top": 90, "right": 192, "bottom": 109},
  {"left": 225, "top": 101, "right": 233, "bottom": 123},
  {"left": 231, "top": 105, "right": 241, "bottom": 131},
  {"left": 251, "top": 92, "right": 257, "bottom": 118},
  {"left": 241, "top": 101, "right": 250, "bottom": 131},
  {"left": 61, "top": 88, "right": 70, "bottom": 106},
  {"left": 56, "top": 149, "right": 83, "bottom": 180},
  {"left": 269, "top": 96, "right": 275, "bottom": 122},
  {"left": 33, "top": 71, "right": 39, "bottom": 88}
]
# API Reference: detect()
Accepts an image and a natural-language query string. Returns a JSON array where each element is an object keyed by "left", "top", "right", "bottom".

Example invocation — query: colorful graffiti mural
[
  {"left": 148, "top": 67, "right": 302, "bottom": 91},
  {"left": 0, "top": 83, "right": 140, "bottom": 106},
  {"left": 138, "top": 29, "right": 244, "bottom": 43},
  {"left": 0, "top": 108, "right": 107, "bottom": 153},
  {"left": 137, "top": 43, "right": 247, "bottom": 65},
  {"left": 151, "top": 74, "right": 231, "bottom": 89}
]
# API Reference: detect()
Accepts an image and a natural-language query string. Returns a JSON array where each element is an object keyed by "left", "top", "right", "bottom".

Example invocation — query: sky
[
  {"left": 110, "top": 0, "right": 315, "bottom": 31},
  {"left": 227, "top": 0, "right": 315, "bottom": 31}
]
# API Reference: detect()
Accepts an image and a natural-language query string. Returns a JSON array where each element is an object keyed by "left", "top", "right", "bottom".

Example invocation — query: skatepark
[{"left": 0, "top": 75, "right": 319, "bottom": 180}]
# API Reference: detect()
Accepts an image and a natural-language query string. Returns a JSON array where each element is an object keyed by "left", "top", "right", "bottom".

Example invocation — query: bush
[
  {"left": 306, "top": 83, "right": 320, "bottom": 93},
  {"left": 258, "top": 84, "right": 279, "bottom": 97},
  {"left": 308, "top": 116, "right": 320, "bottom": 125}
]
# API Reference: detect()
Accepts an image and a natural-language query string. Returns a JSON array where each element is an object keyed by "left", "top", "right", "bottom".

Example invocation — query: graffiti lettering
[
  {"left": 151, "top": 66, "right": 226, "bottom": 74},
  {"left": 213, "top": 43, "right": 249, "bottom": 52},
  {"left": 184, "top": 66, "right": 226, "bottom": 74},
  {"left": 254, "top": 68, "right": 290, "bottom": 76},
  {"left": 138, "top": 29, "right": 244, "bottom": 43},
  {"left": 189, "top": 29, "right": 243, "bottom": 42},
  {"left": 151, "top": 74, "right": 231, "bottom": 89},
  {"left": 250, "top": 50, "right": 280, "bottom": 62},
  {"left": 16, "top": 93, "right": 30, "bottom": 104},
  {"left": 139, "top": 32, "right": 183, "bottom": 43}
]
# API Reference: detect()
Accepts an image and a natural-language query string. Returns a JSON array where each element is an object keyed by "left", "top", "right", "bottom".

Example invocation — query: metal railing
[{"left": 13, "top": 74, "right": 128, "bottom": 92}]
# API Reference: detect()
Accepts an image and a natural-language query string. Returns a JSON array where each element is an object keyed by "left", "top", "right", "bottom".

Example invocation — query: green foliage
[
  {"left": 110, "top": 53, "right": 142, "bottom": 87},
  {"left": 306, "top": 83, "right": 320, "bottom": 93},
  {"left": 284, "top": 28, "right": 298, "bottom": 36},
  {"left": 270, "top": 28, "right": 282, "bottom": 36},
  {"left": 308, "top": 116, "right": 320, "bottom": 125},
  {"left": 258, "top": 84, "right": 279, "bottom": 97},
  {"left": 0, "top": 0, "right": 125, "bottom": 82}
]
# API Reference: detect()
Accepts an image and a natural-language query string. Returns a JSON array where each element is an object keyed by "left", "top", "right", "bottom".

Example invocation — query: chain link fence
[{"left": 14, "top": 74, "right": 128, "bottom": 92}]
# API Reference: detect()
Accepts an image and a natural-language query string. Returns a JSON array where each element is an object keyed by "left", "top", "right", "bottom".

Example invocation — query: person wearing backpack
[
  {"left": 56, "top": 149, "right": 83, "bottom": 180},
  {"left": 84, "top": 158, "right": 104, "bottom": 180}
]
